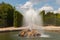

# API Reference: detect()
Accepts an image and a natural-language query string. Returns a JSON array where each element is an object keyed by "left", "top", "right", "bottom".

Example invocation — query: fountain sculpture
[{"left": 19, "top": 8, "right": 45, "bottom": 37}]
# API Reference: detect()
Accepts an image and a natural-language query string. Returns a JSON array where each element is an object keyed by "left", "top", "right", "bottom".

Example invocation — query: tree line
[
  {"left": 0, "top": 2, "right": 23, "bottom": 27},
  {"left": 40, "top": 10, "right": 60, "bottom": 26},
  {"left": 0, "top": 2, "right": 60, "bottom": 28}
]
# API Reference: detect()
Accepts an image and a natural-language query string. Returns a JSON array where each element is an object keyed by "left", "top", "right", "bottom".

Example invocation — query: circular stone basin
[{"left": 18, "top": 29, "right": 41, "bottom": 37}]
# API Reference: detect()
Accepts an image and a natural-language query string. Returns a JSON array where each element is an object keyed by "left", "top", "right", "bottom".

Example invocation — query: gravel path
[{"left": 0, "top": 26, "right": 60, "bottom": 32}]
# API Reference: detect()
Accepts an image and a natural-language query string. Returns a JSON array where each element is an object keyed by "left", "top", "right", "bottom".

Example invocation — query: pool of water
[{"left": 0, "top": 31, "right": 60, "bottom": 40}]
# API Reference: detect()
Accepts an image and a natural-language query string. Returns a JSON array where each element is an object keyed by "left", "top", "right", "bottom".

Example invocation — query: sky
[{"left": 0, "top": 0, "right": 60, "bottom": 13}]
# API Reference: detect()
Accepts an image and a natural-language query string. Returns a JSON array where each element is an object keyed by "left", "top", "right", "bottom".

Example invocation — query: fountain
[
  {"left": 18, "top": 1, "right": 49, "bottom": 38},
  {"left": 23, "top": 8, "right": 43, "bottom": 30},
  {"left": 19, "top": 7, "right": 49, "bottom": 37}
]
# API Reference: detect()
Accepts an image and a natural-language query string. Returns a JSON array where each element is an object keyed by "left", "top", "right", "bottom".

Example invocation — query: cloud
[
  {"left": 16, "top": 1, "right": 33, "bottom": 13},
  {"left": 56, "top": 0, "right": 60, "bottom": 5},
  {"left": 16, "top": 0, "right": 48, "bottom": 13},
  {"left": 29, "top": 0, "right": 41, "bottom": 4},
  {"left": 54, "top": 11, "right": 57, "bottom": 13},
  {"left": 39, "top": 5, "right": 54, "bottom": 13},
  {"left": 57, "top": 8, "right": 60, "bottom": 13},
  {"left": 20, "top": 1, "right": 33, "bottom": 9},
  {"left": 58, "top": 8, "right": 60, "bottom": 12},
  {"left": 54, "top": 8, "right": 60, "bottom": 13},
  {"left": 20, "top": 0, "right": 44, "bottom": 11},
  {"left": 29, "top": 0, "right": 47, "bottom": 4}
]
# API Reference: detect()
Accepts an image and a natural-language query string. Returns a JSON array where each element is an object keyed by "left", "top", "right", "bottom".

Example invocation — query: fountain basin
[{"left": 18, "top": 29, "right": 41, "bottom": 37}]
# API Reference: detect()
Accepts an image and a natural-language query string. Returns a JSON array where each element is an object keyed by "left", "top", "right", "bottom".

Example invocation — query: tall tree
[
  {"left": 13, "top": 11, "right": 23, "bottom": 27},
  {"left": 0, "top": 2, "right": 14, "bottom": 27}
]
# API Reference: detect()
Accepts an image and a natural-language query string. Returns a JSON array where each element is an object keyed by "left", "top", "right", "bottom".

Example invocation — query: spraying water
[
  {"left": 19, "top": 1, "right": 49, "bottom": 37},
  {"left": 22, "top": 7, "right": 44, "bottom": 36},
  {"left": 23, "top": 8, "right": 42, "bottom": 29},
  {"left": 20, "top": 8, "right": 49, "bottom": 37}
]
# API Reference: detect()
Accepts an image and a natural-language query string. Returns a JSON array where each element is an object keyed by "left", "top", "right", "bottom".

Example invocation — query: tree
[
  {"left": 45, "top": 12, "right": 56, "bottom": 25},
  {"left": 0, "top": 2, "right": 14, "bottom": 27},
  {"left": 0, "top": 2, "right": 15, "bottom": 27},
  {"left": 0, "top": 2, "right": 23, "bottom": 27},
  {"left": 13, "top": 11, "right": 23, "bottom": 27},
  {"left": 40, "top": 10, "right": 45, "bottom": 25},
  {"left": 55, "top": 13, "right": 60, "bottom": 26},
  {"left": 40, "top": 10, "right": 56, "bottom": 26}
]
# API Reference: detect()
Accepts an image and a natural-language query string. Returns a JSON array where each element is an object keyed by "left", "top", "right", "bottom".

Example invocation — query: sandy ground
[
  {"left": 43, "top": 26, "right": 60, "bottom": 30},
  {"left": 0, "top": 26, "right": 60, "bottom": 32}
]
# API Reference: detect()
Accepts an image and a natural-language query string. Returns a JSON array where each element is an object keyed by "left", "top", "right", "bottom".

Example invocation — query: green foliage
[
  {"left": 40, "top": 10, "right": 60, "bottom": 26},
  {"left": 1, "top": 2, "right": 60, "bottom": 28},
  {"left": 0, "top": 2, "right": 14, "bottom": 27},
  {"left": 14, "top": 11, "right": 23, "bottom": 27},
  {"left": 55, "top": 13, "right": 60, "bottom": 26},
  {"left": 0, "top": 2, "right": 23, "bottom": 27},
  {"left": 40, "top": 10, "right": 45, "bottom": 25}
]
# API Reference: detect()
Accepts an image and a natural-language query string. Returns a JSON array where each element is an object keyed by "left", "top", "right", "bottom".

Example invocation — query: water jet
[{"left": 18, "top": 7, "right": 49, "bottom": 37}]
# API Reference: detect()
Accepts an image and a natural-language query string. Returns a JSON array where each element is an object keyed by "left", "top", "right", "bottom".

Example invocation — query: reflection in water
[
  {"left": 0, "top": 31, "right": 60, "bottom": 40},
  {"left": 20, "top": 38, "right": 40, "bottom": 40},
  {"left": 0, "top": 32, "right": 13, "bottom": 40}
]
